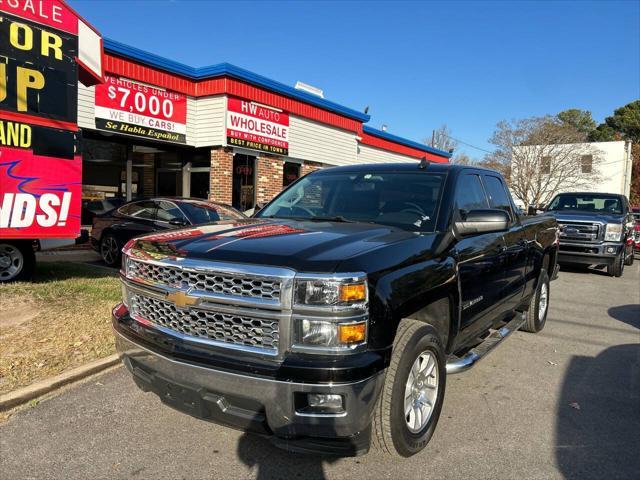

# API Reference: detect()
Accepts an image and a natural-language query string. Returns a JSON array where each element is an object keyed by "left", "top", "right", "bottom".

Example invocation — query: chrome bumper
[{"left": 115, "top": 329, "right": 385, "bottom": 446}]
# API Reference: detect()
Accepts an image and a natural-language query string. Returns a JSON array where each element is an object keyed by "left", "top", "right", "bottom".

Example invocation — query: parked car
[
  {"left": 545, "top": 192, "right": 635, "bottom": 276},
  {"left": 91, "top": 198, "right": 245, "bottom": 266},
  {"left": 112, "top": 163, "right": 558, "bottom": 457},
  {"left": 632, "top": 207, "right": 640, "bottom": 254}
]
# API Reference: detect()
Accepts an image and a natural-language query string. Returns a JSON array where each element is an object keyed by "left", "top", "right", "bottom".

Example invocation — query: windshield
[
  {"left": 257, "top": 171, "right": 445, "bottom": 232},
  {"left": 547, "top": 194, "right": 623, "bottom": 215}
]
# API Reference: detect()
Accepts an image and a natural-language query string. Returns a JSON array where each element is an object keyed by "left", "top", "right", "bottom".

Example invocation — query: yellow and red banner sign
[{"left": 0, "top": 1, "right": 89, "bottom": 238}]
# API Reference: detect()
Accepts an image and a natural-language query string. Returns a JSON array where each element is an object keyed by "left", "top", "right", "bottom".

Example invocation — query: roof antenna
[{"left": 419, "top": 156, "right": 430, "bottom": 169}]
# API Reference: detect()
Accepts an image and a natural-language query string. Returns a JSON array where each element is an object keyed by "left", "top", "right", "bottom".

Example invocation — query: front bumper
[
  {"left": 114, "top": 309, "right": 385, "bottom": 456},
  {"left": 557, "top": 241, "right": 623, "bottom": 266}
]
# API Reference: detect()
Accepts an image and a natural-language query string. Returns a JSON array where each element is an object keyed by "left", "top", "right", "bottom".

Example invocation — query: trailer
[{"left": 0, "top": 0, "right": 103, "bottom": 281}]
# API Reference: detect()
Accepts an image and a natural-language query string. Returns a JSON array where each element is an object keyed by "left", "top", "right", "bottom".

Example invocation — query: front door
[
  {"left": 453, "top": 173, "right": 508, "bottom": 346},
  {"left": 232, "top": 154, "right": 256, "bottom": 212},
  {"left": 482, "top": 174, "right": 527, "bottom": 313}
]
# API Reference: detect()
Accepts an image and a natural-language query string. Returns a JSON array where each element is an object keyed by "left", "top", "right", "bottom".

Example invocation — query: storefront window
[
  {"left": 82, "top": 137, "right": 128, "bottom": 201},
  {"left": 283, "top": 162, "right": 301, "bottom": 187}
]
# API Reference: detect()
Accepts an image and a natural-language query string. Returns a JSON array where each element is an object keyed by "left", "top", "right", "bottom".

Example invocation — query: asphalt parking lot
[{"left": 1, "top": 262, "right": 638, "bottom": 480}]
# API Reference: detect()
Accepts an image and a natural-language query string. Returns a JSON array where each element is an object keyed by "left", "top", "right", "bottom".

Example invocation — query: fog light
[
  {"left": 308, "top": 393, "right": 343, "bottom": 410},
  {"left": 607, "top": 247, "right": 616, "bottom": 254}
]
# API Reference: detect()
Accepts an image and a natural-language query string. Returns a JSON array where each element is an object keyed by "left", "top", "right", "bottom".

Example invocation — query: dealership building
[{"left": 78, "top": 38, "right": 451, "bottom": 214}]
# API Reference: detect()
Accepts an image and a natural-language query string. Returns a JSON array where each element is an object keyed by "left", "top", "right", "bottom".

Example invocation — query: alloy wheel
[
  {"left": 404, "top": 350, "right": 439, "bottom": 433},
  {"left": 538, "top": 282, "right": 548, "bottom": 322},
  {"left": 101, "top": 237, "right": 119, "bottom": 265}
]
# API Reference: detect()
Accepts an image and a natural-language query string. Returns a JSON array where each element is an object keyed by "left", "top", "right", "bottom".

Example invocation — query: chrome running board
[{"left": 446, "top": 313, "right": 526, "bottom": 374}]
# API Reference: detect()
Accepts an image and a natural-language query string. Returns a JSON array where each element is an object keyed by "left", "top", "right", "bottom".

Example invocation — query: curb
[{"left": 0, "top": 354, "right": 121, "bottom": 411}]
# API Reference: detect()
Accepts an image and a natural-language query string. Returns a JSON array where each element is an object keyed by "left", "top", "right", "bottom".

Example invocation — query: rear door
[
  {"left": 453, "top": 172, "right": 507, "bottom": 343},
  {"left": 482, "top": 174, "right": 527, "bottom": 313}
]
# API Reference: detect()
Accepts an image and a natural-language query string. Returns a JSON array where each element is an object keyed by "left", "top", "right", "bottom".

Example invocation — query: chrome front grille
[
  {"left": 130, "top": 293, "right": 279, "bottom": 353},
  {"left": 128, "top": 259, "right": 281, "bottom": 302},
  {"left": 558, "top": 222, "right": 601, "bottom": 242}
]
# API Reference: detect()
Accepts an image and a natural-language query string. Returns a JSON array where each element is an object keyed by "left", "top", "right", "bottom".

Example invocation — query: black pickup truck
[
  {"left": 112, "top": 162, "right": 558, "bottom": 457},
  {"left": 545, "top": 192, "right": 635, "bottom": 277}
]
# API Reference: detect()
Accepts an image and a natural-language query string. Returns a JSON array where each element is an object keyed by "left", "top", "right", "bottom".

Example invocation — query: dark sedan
[{"left": 91, "top": 198, "right": 245, "bottom": 266}]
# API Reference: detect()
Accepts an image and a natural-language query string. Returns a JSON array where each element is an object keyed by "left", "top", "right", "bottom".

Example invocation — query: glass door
[{"left": 232, "top": 154, "right": 256, "bottom": 212}]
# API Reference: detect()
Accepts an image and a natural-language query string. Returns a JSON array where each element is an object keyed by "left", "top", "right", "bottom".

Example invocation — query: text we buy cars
[
  {"left": 94, "top": 75, "right": 187, "bottom": 144},
  {"left": 0, "top": 2, "right": 83, "bottom": 238}
]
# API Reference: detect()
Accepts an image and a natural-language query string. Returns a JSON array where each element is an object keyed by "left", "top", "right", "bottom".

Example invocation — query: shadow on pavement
[
  {"left": 558, "top": 263, "right": 610, "bottom": 277},
  {"left": 236, "top": 432, "right": 339, "bottom": 480},
  {"left": 607, "top": 304, "right": 640, "bottom": 330},
  {"left": 555, "top": 344, "right": 640, "bottom": 480}
]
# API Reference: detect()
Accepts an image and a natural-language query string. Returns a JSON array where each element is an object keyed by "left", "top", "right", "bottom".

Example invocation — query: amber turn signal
[
  {"left": 339, "top": 283, "right": 367, "bottom": 302},
  {"left": 338, "top": 322, "right": 367, "bottom": 344}
]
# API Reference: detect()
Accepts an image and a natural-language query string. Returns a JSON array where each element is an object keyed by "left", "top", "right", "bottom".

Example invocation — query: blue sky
[{"left": 68, "top": 0, "right": 640, "bottom": 157}]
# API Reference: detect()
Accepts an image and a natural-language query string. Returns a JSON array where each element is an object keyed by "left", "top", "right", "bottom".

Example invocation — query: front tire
[
  {"left": 371, "top": 319, "right": 446, "bottom": 458},
  {"left": 521, "top": 269, "right": 550, "bottom": 333},
  {"left": 0, "top": 241, "right": 35, "bottom": 283},
  {"left": 100, "top": 234, "right": 121, "bottom": 267},
  {"left": 607, "top": 251, "right": 624, "bottom": 277}
]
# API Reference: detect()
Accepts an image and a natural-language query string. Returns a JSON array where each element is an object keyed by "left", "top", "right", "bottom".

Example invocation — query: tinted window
[
  {"left": 258, "top": 172, "right": 446, "bottom": 232},
  {"left": 455, "top": 174, "right": 489, "bottom": 211},
  {"left": 483, "top": 175, "right": 513, "bottom": 219},
  {"left": 156, "top": 201, "right": 189, "bottom": 223},
  {"left": 118, "top": 201, "right": 156, "bottom": 220},
  {"left": 180, "top": 202, "right": 244, "bottom": 224}
]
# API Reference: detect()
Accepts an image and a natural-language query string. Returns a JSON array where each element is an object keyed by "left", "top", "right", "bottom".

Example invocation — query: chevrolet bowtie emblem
[{"left": 166, "top": 291, "right": 199, "bottom": 309}]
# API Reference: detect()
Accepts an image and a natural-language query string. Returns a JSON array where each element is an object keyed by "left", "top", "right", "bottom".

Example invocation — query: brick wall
[
  {"left": 301, "top": 160, "right": 323, "bottom": 176},
  {"left": 209, "top": 147, "right": 233, "bottom": 204},
  {"left": 208, "top": 149, "right": 325, "bottom": 207},
  {"left": 256, "top": 154, "right": 284, "bottom": 204}
]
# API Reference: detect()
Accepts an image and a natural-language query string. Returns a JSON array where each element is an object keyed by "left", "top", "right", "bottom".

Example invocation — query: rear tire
[
  {"left": 624, "top": 247, "right": 634, "bottom": 266},
  {"left": 100, "top": 234, "right": 121, "bottom": 267},
  {"left": 0, "top": 241, "right": 35, "bottom": 283},
  {"left": 521, "top": 269, "right": 550, "bottom": 333},
  {"left": 607, "top": 252, "right": 624, "bottom": 277},
  {"left": 371, "top": 319, "right": 446, "bottom": 458}
]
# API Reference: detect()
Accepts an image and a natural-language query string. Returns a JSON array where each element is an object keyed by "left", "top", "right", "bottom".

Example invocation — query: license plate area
[{"left": 153, "top": 374, "right": 206, "bottom": 418}]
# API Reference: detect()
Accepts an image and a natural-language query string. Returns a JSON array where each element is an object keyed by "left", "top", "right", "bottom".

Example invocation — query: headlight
[
  {"left": 121, "top": 283, "right": 130, "bottom": 307},
  {"left": 605, "top": 224, "right": 623, "bottom": 242},
  {"left": 294, "top": 275, "right": 368, "bottom": 306},
  {"left": 294, "top": 318, "right": 367, "bottom": 348}
]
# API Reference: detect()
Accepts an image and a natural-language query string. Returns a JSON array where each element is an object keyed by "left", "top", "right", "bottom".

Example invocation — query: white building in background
[
  {"left": 578, "top": 141, "right": 634, "bottom": 197},
  {"left": 512, "top": 140, "right": 633, "bottom": 203}
]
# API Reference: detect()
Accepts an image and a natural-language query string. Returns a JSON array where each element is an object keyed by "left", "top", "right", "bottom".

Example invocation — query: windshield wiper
[{"left": 306, "top": 215, "right": 357, "bottom": 223}]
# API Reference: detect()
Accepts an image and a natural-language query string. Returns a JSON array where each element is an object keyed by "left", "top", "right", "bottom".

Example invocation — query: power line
[{"left": 434, "top": 132, "right": 495, "bottom": 155}]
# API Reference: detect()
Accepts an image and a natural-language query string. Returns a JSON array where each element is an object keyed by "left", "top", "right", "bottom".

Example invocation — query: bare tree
[
  {"left": 426, "top": 124, "right": 458, "bottom": 153},
  {"left": 485, "top": 116, "right": 604, "bottom": 207},
  {"left": 450, "top": 152, "right": 475, "bottom": 165}
]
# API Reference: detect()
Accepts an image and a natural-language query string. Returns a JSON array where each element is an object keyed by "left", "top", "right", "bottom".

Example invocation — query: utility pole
[{"left": 431, "top": 129, "right": 435, "bottom": 148}]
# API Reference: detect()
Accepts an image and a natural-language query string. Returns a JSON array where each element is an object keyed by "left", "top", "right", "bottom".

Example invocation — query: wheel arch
[{"left": 399, "top": 285, "right": 458, "bottom": 354}]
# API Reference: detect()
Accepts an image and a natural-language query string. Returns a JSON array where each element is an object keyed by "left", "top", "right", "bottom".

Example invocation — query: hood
[
  {"left": 547, "top": 211, "right": 625, "bottom": 224},
  {"left": 127, "top": 218, "right": 419, "bottom": 272}
]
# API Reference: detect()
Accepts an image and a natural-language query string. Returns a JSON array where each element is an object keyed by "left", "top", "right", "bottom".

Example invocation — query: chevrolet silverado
[{"left": 113, "top": 162, "right": 558, "bottom": 457}]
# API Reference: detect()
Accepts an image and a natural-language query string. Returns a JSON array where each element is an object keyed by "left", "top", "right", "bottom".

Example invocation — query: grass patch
[{"left": 0, "top": 262, "right": 120, "bottom": 395}]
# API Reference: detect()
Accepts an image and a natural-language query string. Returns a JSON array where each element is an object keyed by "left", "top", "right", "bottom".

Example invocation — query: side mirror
[
  {"left": 168, "top": 218, "right": 188, "bottom": 227},
  {"left": 455, "top": 209, "right": 509, "bottom": 236},
  {"left": 250, "top": 203, "right": 265, "bottom": 217}
]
